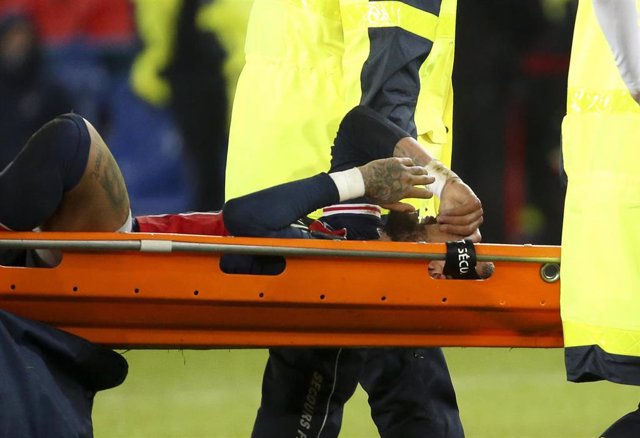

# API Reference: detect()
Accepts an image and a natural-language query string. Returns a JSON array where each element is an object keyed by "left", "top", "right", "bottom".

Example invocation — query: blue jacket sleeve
[
  {"left": 329, "top": 105, "right": 411, "bottom": 172},
  {"left": 223, "top": 173, "right": 339, "bottom": 238},
  {"left": 360, "top": 1, "right": 442, "bottom": 135}
]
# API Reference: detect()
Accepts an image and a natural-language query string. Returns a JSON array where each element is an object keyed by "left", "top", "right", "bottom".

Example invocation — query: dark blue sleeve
[
  {"left": 329, "top": 105, "right": 411, "bottom": 172},
  {"left": 223, "top": 173, "right": 339, "bottom": 238},
  {"left": 360, "top": 1, "right": 441, "bottom": 135}
]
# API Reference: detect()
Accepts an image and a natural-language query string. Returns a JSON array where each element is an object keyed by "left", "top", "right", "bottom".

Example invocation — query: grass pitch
[{"left": 93, "top": 348, "right": 639, "bottom": 437}]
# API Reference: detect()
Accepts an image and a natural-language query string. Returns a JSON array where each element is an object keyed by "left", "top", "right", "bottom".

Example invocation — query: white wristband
[
  {"left": 425, "top": 159, "right": 457, "bottom": 198},
  {"left": 329, "top": 168, "right": 366, "bottom": 202}
]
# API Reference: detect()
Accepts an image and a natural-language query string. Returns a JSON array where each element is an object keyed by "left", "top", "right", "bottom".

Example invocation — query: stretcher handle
[{"left": 0, "top": 238, "right": 561, "bottom": 264}]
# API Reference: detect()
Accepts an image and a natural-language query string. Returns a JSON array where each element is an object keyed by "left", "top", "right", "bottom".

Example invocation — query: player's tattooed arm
[
  {"left": 90, "top": 148, "right": 128, "bottom": 212},
  {"left": 358, "top": 157, "right": 434, "bottom": 205}
]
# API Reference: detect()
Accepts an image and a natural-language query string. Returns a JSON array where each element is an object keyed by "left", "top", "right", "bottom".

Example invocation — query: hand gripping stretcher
[{"left": 0, "top": 232, "right": 562, "bottom": 348}]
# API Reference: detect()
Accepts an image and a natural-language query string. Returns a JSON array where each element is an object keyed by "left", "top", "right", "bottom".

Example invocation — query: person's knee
[
  {"left": 0, "top": 113, "right": 91, "bottom": 230},
  {"left": 37, "top": 113, "right": 92, "bottom": 191}
]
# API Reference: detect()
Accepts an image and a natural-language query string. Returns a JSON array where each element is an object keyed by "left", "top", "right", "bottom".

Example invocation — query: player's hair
[{"left": 382, "top": 210, "right": 435, "bottom": 242}]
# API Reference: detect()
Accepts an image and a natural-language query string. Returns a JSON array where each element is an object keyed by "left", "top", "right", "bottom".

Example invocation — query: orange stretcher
[{"left": 0, "top": 232, "right": 562, "bottom": 348}]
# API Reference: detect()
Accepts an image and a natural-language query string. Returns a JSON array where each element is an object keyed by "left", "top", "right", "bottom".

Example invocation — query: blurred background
[
  {"left": 3, "top": 1, "right": 629, "bottom": 437},
  {"left": 0, "top": 0, "right": 572, "bottom": 245}
]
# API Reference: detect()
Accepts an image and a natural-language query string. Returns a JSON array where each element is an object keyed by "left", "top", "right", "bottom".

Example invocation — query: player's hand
[
  {"left": 436, "top": 178, "right": 483, "bottom": 240},
  {"left": 359, "top": 157, "right": 434, "bottom": 210}
]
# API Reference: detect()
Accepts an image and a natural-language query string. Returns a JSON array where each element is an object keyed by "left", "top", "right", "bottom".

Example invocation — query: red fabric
[
  {"left": 308, "top": 220, "right": 347, "bottom": 238},
  {"left": 521, "top": 52, "right": 570, "bottom": 77},
  {"left": 135, "top": 212, "right": 230, "bottom": 236},
  {"left": 0, "top": 0, "right": 134, "bottom": 44},
  {"left": 503, "top": 101, "right": 526, "bottom": 242}
]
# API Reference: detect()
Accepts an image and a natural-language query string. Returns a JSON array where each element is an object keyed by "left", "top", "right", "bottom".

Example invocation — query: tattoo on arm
[
  {"left": 91, "top": 149, "right": 128, "bottom": 211},
  {"left": 91, "top": 149, "right": 104, "bottom": 179},
  {"left": 361, "top": 159, "right": 408, "bottom": 204}
]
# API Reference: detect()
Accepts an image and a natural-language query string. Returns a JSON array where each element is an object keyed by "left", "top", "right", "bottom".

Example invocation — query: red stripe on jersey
[
  {"left": 135, "top": 212, "right": 229, "bottom": 236},
  {"left": 322, "top": 204, "right": 381, "bottom": 217}
]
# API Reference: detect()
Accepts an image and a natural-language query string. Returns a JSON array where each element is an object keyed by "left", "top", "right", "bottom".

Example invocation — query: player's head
[{"left": 380, "top": 210, "right": 494, "bottom": 279}]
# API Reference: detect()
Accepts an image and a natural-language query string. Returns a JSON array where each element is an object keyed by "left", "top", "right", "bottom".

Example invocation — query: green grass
[{"left": 93, "top": 348, "right": 639, "bottom": 438}]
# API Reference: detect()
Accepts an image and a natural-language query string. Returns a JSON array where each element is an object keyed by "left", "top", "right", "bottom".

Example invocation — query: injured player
[
  {"left": 0, "top": 107, "right": 489, "bottom": 279},
  {"left": 0, "top": 105, "right": 490, "bottom": 437}
]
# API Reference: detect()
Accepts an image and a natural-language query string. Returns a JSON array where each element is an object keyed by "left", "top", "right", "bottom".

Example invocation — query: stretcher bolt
[
  {"left": 441, "top": 297, "right": 448, "bottom": 303},
  {"left": 320, "top": 294, "right": 326, "bottom": 300},
  {"left": 540, "top": 263, "right": 560, "bottom": 283},
  {"left": 134, "top": 288, "right": 140, "bottom": 294},
  {"left": 259, "top": 292, "right": 264, "bottom": 298},
  {"left": 193, "top": 290, "right": 199, "bottom": 296},
  {"left": 9, "top": 284, "right": 15, "bottom": 290},
  {"left": 72, "top": 286, "right": 78, "bottom": 292},
  {"left": 381, "top": 296, "right": 387, "bottom": 301}
]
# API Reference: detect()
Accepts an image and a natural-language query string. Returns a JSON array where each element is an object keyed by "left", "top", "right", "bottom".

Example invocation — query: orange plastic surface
[{"left": 0, "top": 232, "right": 562, "bottom": 348}]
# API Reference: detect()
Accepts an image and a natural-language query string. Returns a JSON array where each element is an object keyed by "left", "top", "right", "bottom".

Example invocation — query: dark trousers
[
  {"left": 0, "top": 310, "right": 127, "bottom": 438},
  {"left": 251, "top": 347, "right": 463, "bottom": 438}
]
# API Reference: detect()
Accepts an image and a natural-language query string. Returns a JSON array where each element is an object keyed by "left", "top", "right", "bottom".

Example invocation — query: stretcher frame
[{"left": 0, "top": 232, "right": 562, "bottom": 348}]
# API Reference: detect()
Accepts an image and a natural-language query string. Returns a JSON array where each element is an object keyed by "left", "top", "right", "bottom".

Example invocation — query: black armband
[{"left": 443, "top": 239, "right": 480, "bottom": 279}]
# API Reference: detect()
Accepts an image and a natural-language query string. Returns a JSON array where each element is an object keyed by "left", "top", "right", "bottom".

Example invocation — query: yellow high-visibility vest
[
  {"left": 226, "top": 0, "right": 458, "bottom": 217},
  {"left": 561, "top": 0, "right": 640, "bottom": 356},
  {"left": 130, "top": 0, "right": 253, "bottom": 113}
]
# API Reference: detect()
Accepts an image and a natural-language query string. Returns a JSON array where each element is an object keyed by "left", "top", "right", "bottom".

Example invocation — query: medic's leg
[
  {"left": 360, "top": 348, "right": 464, "bottom": 438},
  {"left": 0, "top": 309, "right": 128, "bottom": 437},
  {"left": 251, "top": 348, "right": 367, "bottom": 438},
  {"left": 600, "top": 405, "right": 640, "bottom": 438}
]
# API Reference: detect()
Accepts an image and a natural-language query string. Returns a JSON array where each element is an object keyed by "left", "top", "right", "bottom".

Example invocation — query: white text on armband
[{"left": 457, "top": 245, "right": 471, "bottom": 274}]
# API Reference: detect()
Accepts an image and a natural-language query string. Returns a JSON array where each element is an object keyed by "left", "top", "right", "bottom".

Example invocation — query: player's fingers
[
  {"left": 381, "top": 202, "right": 417, "bottom": 213},
  {"left": 396, "top": 157, "right": 416, "bottom": 167},
  {"left": 405, "top": 186, "right": 433, "bottom": 199},
  {"left": 437, "top": 205, "right": 483, "bottom": 226},
  {"left": 438, "top": 199, "right": 483, "bottom": 218},
  {"left": 406, "top": 165, "right": 428, "bottom": 175},
  {"left": 409, "top": 174, "right": 435, "bottom": 186},
  {"left": 465, "top": 228, "right": 482, "bottom": 243},
  {"left": 437, "top": 216, "right": 484, "bottom": 237}
]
